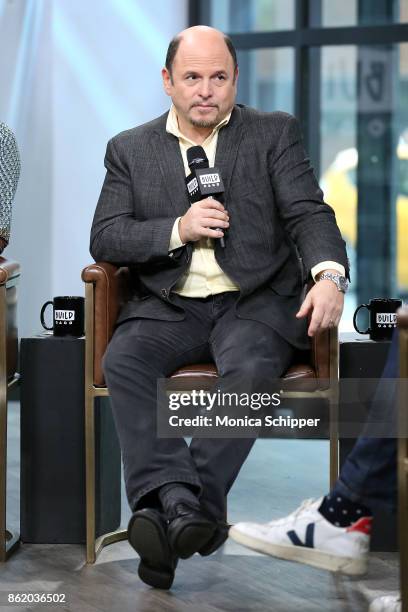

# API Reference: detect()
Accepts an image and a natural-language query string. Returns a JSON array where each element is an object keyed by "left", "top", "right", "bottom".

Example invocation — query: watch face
[{"left": 339, "top": 276, "right": 348, "bottom": 291}]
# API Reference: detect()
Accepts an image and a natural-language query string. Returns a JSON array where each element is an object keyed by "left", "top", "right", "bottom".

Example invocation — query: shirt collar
[{"left": 166, "top": 104, "right": 232, "bottom": 145}]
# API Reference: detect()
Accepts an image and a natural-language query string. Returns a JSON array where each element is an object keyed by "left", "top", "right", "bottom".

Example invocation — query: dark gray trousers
[{"left": 103, "top": 291, "right": 295, "bottom": 522}]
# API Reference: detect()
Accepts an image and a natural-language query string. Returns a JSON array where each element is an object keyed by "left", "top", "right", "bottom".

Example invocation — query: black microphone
[
  {"left": 185, "top": 146, "right": 226, "bottom": 248},
  {"left": 186, "top": 146, "right": 208, "bottom": 171}
]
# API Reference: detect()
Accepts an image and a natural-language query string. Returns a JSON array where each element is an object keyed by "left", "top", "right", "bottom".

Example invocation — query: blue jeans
[{"left": 332, "top": 331, "right": 399, "bottom": 513}]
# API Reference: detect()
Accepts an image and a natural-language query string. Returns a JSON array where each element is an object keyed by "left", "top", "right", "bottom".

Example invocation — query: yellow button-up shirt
[
  {"left": 166, "top": 105, "right": 344, "bottom": 297},
  {"left": 167, "top": 104, "right": 239, "bottom": 296}
]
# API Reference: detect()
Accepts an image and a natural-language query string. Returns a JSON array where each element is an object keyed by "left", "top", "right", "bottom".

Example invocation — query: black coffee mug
[
  {"left": 40, "top": 296, "right": 85, "bottom": 337},
  {"left": 353, "top": 298, "right": 402, "bottom": 341}
]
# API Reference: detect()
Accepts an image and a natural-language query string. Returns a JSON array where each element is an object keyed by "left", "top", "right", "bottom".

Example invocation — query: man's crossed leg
[{"left": 103, "top": 292, "right": 294, "bottom": 588}]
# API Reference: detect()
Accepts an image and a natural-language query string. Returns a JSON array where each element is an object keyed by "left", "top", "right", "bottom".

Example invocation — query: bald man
[{"left": 91, "top": 26, "right": 349, "bottom": 589}]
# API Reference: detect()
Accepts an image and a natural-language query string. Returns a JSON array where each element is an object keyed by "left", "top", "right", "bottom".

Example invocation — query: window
[
  {"left": 236, "top": 48, "right": 294, "bottom": 113},
  {"left": 321, "top": 0, "right": 408, "bottom": 28},
  {"left": 209, "top": 0, "right": 294, "bottom": 33},
  {"left": 191, "top": 1, "right": 408, "bottom": 329}
]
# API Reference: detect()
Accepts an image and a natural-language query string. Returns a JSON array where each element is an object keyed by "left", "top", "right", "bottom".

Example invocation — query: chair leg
[
  {"left": 0, "top": 379, "right": 6, "bottom": 562},
  {"left": 399, "top": 437, "right": 408, "bottom": 612},
  {"left": 85, "top": 391, "right": 129, "bottom": 562},
  {"left": 399, "top": 327, "right": 408, "bottom": 612},
  {"left": 85, "top": 390, "right": 96, "bottom": 564},
  {"left": 0, "top": 385, "right": 19, "bottom": 561},
  {"left": 329, "top": 396, "right": 339, "bottom": 489}
]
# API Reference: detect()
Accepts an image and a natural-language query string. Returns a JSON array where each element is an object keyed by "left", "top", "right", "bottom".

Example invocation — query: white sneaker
[
  {"left": 229, "top": 498, "right": 372, "bottom": 575},
  {"left": 369, "top": 595, "right": 401, "bottom": 612}
]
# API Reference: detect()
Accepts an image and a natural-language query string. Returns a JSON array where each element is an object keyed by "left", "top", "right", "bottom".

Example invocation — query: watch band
[{"left": 318, "top": 272, "right": 348, "bottom": 293}]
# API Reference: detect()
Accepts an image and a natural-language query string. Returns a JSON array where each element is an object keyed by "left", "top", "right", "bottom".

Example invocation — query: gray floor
[{"left": 2, "top": 402, "right": 399, "bottom": 612}]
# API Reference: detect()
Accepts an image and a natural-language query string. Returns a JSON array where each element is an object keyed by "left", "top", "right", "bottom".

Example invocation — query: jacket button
[{"left": 161, "top": 288, "right": 168, "bottom": 298}]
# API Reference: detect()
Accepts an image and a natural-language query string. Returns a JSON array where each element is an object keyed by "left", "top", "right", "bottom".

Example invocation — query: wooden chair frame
[
  {"left": 0, "top": 259, "right": 20, "bottom": 562},
  {"left": 398, "top": 306, "right": 408, "bottom": 612}
]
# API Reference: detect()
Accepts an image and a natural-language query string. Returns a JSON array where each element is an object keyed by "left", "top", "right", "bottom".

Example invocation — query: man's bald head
[
  {"left": 165, "top": 26, "right": 238, "bottom": 82},
  {"left": 162, "top": 25, "right": 239, "bottom": 137}
]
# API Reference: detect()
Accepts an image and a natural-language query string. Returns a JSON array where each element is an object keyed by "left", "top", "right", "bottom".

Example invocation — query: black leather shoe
[
  {"left": 127, "top": 508, "right": 178, "bottom": 590},
  {"left": 199, "top": 523, "right": 230, "bottom": 556},
  {"left": 167, "top": 502, "right": 217, "bottom": 559}
]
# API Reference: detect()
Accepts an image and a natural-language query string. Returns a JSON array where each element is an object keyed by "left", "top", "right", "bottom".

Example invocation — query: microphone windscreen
[{"left": 187, "top": 146, "right": 208, "bottom": 170}]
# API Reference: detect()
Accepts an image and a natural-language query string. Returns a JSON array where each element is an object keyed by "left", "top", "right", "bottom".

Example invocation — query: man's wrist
[
  {"left": 316, "top": 268, "right": 340, "bottom": 281},
  {"left": 311, "top": 261, "right": 345, "bottom": 281},
  {"left": 169, "top": 216, "right": 185, "bottom": 251},
  {"left": 317, "top": 270, "right": 349, "bottom": 293}
]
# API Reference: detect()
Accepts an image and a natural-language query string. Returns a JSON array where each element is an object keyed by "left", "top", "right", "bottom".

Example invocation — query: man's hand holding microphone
[
  {"left": 181, "top": 145, "right": 228, "bottom": 245},
  {"left": 178, "top": 199, "right": 229, "bottom": 243}
]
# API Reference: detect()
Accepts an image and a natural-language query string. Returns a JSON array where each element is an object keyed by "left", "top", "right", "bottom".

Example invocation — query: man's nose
[{"left": 197, "top": 79, "right": 213, "bottom": 98}]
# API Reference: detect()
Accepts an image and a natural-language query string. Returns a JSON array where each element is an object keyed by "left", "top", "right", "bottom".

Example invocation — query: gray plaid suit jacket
[{"left": 90, "top": 104, "right": 349, "bottom": 350}]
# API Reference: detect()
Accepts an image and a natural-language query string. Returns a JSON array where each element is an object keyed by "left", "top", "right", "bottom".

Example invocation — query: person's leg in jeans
[
  {"left": 331, "top": 330, "right": 398, "bottom": 513},
  {"left": 190, "top": 291, "right": 295, "bottom": 525},
  {"left": 103, "top": 310, "right": 211, "bottom": 512},
  {"left": 230, "top": 330, "right": 399, "bottom": 576},
  {"left": 104, "top": 290, "right": 297, "bottom": 580},
  {"left": 103, "top": 297, "right": 219, "bottom": 588}
]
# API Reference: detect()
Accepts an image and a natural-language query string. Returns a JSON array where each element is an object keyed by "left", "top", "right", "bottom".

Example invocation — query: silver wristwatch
[{"left": 318, "top": 272, "right": 349, "bottom": 293}]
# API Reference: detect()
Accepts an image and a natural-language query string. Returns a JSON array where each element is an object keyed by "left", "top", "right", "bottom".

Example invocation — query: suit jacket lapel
[
  {"left": 150, "top": 105, "right": 244, "bottom": 216},
  {"left": 215, "top": 105, "right": 244, "bottom": 201},
  {"left": 151, "top": 122, "right": 190, "bottom": 217}
]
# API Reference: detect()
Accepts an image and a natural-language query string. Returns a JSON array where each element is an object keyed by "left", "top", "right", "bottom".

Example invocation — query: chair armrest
[
  {"left": 0, "top": 257, "right": 20, "bottom": 379},
  {"left": 82, "top": 262, "right": 130, "bottom": 386},
  {"left": 0, "top": 257, "right": 20, "bottom": 286},
  {"left": 398, "top": 305, "right": 408, "bottom": 330},
  {"left": 305, "top": 280, "right": 337, "bottom": 384},
  {"left": 398, "top": 306, "right": 408, "bottom": 383},
  {"left": 311, "top": 330, "right": 331, "bottom": 381}
]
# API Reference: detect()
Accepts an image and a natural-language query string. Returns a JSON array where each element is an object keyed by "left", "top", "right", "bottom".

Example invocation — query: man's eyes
[{"left": 184, "top": 74, "right": 227, "bottom": 81}]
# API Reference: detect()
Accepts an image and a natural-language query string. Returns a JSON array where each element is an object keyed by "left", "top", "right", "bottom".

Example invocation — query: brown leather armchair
[
  {"left": 0, "top": 257, "right": 20, "bottom": 561},
  {"left": 82, "top": 261, "right": 340, "bottom": 563},
  {"left": 398, "top": 305, "right": 408, "bottom": 612}
]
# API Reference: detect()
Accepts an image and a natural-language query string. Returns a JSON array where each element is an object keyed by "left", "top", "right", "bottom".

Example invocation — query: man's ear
[{"left": 162, "top": 67, "right": 172, "bottom": 96}]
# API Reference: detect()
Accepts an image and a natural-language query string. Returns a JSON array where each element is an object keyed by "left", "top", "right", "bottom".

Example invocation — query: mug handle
[
  {"left": 40, "top": 301, "right": 54, "bottom": 331},
  {"left": 353, "top": 303, "right": 370, "bottom": 334}
]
